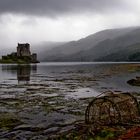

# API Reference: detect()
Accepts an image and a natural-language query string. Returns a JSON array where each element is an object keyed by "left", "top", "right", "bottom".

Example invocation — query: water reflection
[
  {"left": 2, "top": 64, "right": 37, "bottom": 83},
  {"left": 17, "top": 65, "right": 31, "bottom": 83}
]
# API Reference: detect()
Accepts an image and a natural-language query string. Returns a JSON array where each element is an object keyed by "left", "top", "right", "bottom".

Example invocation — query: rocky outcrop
[{"left": 127, "top": 77, "right": 140, "bottom": 86}]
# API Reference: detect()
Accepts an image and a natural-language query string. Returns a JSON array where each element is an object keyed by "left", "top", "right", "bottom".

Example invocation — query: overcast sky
[{"left": 0, "top": 0, "right": 140, "bottom": 48}]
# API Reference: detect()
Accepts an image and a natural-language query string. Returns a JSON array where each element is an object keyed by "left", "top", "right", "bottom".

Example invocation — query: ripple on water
[
  {"left": 65, "top": 88, "right": 100, "bottom": 99},
  {"left": 28, "top": 93, "right": 58, "bottom": 97}
]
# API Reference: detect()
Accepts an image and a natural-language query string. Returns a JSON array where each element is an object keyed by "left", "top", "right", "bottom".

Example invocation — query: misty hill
[
  {"left": 40, "top": 27, "right": 140, "bottom": 62},
  {"left": 32, "top": 41, "right": 65, "bottom": 60},
  {"left": 96, "top": 43, "right": 140, "bottom": 61}
]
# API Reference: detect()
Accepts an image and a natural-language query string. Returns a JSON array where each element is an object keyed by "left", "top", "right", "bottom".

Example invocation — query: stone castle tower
[
  {"left": 17, "top": 43, "right": 31, "bottom": 57},
  {"left": 17, "top": 43, "right": 38, "bottom": 63}
]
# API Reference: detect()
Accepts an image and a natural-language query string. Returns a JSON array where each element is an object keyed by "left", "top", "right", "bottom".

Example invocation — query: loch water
[{"left": 0, "top": 62, "right": 140, "bottom": 139}]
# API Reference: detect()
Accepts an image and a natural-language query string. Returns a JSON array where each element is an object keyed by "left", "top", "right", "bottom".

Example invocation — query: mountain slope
[
  {"left": 40, "top": 27, "right": 140, "bottom": 62},
  {"left": 96, "top": 43, "right": 140, "bottom": 61}
]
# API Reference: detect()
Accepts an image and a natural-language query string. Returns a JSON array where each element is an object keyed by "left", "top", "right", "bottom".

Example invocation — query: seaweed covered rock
[
  {"left": 127, "top": 77, "right": 140, "bottom": 86},
  {"left": 0, "top": 113, "right": 22, "bottom": 130}
]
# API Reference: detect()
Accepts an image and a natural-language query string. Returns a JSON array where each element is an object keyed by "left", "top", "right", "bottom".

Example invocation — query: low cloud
[{"left": 0, "top": 0, "right": 126, "bottom": 17}]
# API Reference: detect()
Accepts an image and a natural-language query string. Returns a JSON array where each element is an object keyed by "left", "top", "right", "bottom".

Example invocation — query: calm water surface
[{"left": 0, "top": 62, "right": 140, "bottom": 139}]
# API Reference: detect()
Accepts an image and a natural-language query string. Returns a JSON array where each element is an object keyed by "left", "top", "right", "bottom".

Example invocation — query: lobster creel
[{"left": 85, "top": 92, "right": 140, "bottom": 126}]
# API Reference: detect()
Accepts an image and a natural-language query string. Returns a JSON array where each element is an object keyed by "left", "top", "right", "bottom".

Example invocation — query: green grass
[{"left": 0, "top": 58, "right": 30, "bottom": 64}]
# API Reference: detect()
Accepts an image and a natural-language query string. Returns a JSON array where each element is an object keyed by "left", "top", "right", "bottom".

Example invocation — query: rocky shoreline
[{"left": 0, "top": 63, "right": 140, "bottom": 139}]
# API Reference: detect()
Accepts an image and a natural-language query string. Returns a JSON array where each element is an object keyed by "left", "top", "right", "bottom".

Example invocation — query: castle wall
[{"left": 31, "top": 53, "right": 37, "bottom": 63}]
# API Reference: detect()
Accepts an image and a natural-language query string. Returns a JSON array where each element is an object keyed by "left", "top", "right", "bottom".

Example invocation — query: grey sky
[
  {"left": 0, "top": 0, "right": 140, "bottom": 48},
  {"left": 0, "top": 0, "right": 125, "bottom": 16}
]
